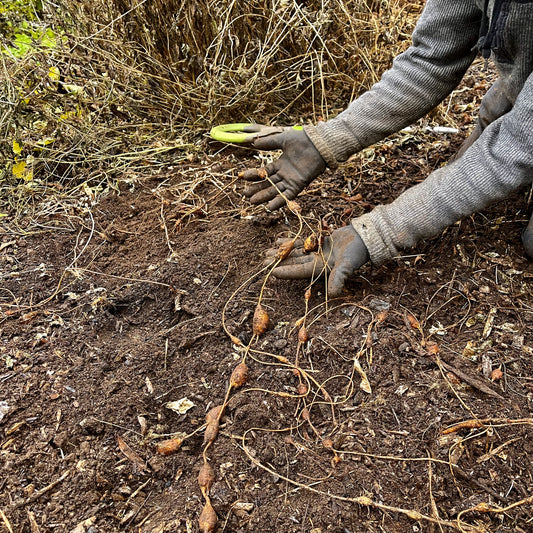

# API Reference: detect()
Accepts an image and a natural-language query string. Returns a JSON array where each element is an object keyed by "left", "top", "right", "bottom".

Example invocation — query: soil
[{"left": 1, "top": 66, "right": 533, "bottom": 533}]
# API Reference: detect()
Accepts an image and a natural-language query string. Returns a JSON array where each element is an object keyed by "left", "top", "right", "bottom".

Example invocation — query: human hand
[
  {"left": 265, "top": 225, "right": 369, "bottom": 297},
  {"left": 239, "top": 126, "right": 326, "bottom": 211}
]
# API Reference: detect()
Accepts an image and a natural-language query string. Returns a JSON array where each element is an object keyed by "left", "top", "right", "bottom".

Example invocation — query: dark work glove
[
  {"left": 265, "top": 225, "right": 370, "bottom": 297},
  {"left": 240, "top": 126, "right": 326, "bottom": 211}
]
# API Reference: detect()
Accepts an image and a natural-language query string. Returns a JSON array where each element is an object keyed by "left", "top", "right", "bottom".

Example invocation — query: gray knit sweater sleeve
[
  {"left": 304, "top": 0, "right": 482, "bottom": 163},
  {"left": 352, "top": 71, "right": 533, "bottom": 265}
]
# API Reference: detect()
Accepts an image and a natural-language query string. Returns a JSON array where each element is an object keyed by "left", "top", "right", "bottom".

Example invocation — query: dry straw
[{"left": 1, "top": 0, "right": 420, "bottom": 224}]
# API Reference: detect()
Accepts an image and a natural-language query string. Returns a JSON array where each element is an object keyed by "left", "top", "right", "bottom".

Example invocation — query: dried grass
[{"left": 1, "top": 0, "right": 422, "bottom": 227}]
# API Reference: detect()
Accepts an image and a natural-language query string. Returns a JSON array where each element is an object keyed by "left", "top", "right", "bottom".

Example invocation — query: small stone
[
  {"left": 273, "top": 339, "right": 287, "bottom": 350},
  {"left": 369, "top": 298, "right": 390, "bottom": 312}
]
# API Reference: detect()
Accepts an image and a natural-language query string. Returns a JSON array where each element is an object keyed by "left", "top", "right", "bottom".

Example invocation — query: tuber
[
  {"left": 277, "top": 240, "right": 295, "bottom": 260},
  {"left": 203, "top": 420, "right": 219, "bottom": 446},
  {"left": 406, "top": 313, "right": 420, "bottom": 330},
  {"left": 257, "top": 167, "right": 268, "bottom": 179},
  {"left": 298, "top": 326, "right": 309, "bottom": 344},
  {"left": 230, "top": 362, "right": 249, "bottom": 388},
  {"left": 286, "top": 200, "right": 301, "bottom": 212},
  {"left": 303, "top": 234, "right": 318, "bottom": 253},
  {"left": 198, "top": 462, "right": 215, "bottom": 497},
  {"left": 253, "top": 304, "right": 270, "bottom": 336},
  {"left": 155, "top": 436, "right": 184, "bottom": 456},
  {"left": 206, "top": 405, "right": 224, "bottom": 425},
  {"left": 297, "top": 383, "right": 308, "bottom": 396},
  {"left": 198, "top": 499, "right": 217, "bottom": 533}
]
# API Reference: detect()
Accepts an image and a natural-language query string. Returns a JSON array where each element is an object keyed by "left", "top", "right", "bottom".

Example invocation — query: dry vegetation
[{"left": 1, "top": 0, "right": 420, "bottom": 228}]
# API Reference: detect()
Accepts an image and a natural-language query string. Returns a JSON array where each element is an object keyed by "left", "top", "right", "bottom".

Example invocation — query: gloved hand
[
  {"left": 265, "top": 225, "right": 370, "bottom": 297},
  {"left": 239, "top": 126, "right": 326, "bottom": 211}
]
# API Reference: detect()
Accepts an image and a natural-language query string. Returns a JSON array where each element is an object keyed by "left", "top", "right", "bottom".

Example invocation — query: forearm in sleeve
[
  {"left": 305, "top": 0, "right": 482, "bottom": 165},
  {"left": 352, "top": 74, "right": 533, "bottom": 265}
]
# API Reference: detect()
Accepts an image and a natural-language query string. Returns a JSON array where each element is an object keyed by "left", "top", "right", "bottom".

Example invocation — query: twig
[
  {"left": 10, "top": 470, "right": 71, "bottom": 510},
  {"left": 442, "top": 417, "right": 533, "bottom": 435},
  {"left": 0, "top": 509, "right": 13, "bottom": 533}
]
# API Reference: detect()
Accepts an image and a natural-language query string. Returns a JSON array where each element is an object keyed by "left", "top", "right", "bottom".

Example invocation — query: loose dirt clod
[
  {"left": 230, "top": 362, "right": 249, "bottom": 388},
  {"left": 198, "top": 462, "right": 215, "bottom": 497},
  {"left": 198, "top": 498, "right": 217, "bottom": 533},
  {"left": 253, "top": 304, "right": 270, "bottom": 336}
]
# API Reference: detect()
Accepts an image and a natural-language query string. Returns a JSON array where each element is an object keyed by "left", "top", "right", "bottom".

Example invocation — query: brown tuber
[
  {"left": 198, "top": 499, "right": 217, "bottom": 533},
  {"left": 253, "top": 304, "right": 270, "bottom": 336},
  {"left": 230, "top": 362, "right": 249, "bottom": 388},
  {"left": 155, "top": 436, "right": 184, "bottom": 456},
  {"left": 277, "top": 240, "right": 295, "bottom": 260},
  {"left": 203, "top": 420, "right": 220, "bottom": 446},
  {"left": 303, "top": 234, "right": 318, "bottom": 253},
  {"left": 298, "top": 326, "right": 309, "bottom": 344},
  {"left": 257, "top": 167, "right": 268, "bottom": 179},
  {"left": 297, "top": 383, "right": 308, "bottom": 396},
  {"left": 206, "top": 405, "right": 224, "bottom": 425},
  {"left": 198, "top": 462, "right": 215, "bottom": 497}
]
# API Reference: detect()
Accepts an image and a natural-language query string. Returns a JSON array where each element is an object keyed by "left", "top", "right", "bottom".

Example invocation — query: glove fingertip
[
  {"left": 253, "top": 136, "right": 282, "bottom": 151},
  {"left": 327, "top": 267, "right": 347, "bottom": 298},
  {"left": 267, "top": 196, "right": 286, "bottom": 211}
]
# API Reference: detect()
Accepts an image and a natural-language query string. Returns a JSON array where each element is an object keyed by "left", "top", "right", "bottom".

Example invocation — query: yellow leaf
[
  {"left": 63, "top": 84, "right": 84, "bottom": 95},
  {"left": 48, "top": 66, "right": 60, "bottom": 81},
  {"left": 13, "top": 140, "right": 22, "bottom": 155},
  {"left": 12, "top": 159, "right": 33, "bottom": 181}
]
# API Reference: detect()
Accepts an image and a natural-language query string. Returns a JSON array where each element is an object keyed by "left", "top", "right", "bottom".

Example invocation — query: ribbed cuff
[
  {"left": 303, "top": 125, "right": 339, "bottom": 169},
  {"left": 351, "top": 213, "right": 398, "bottom": 266}
]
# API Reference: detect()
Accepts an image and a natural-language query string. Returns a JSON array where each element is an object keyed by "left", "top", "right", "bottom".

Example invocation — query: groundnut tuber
[
  {"left": 277, "top": 240, "right": 295, "bottom": 260},
  {"left": 253, "top": 304, "right": 269, "bottom": 336},
  {"left": 203, "top": 420, "right": 220, "bottom": 446},
  {"left": 155, "top": 436, "right": 184, "bottom": 455},
  {"left": 199, "top": 499, "right": 217, "bottom": 533},
  {"left": 230, "top": 362, "right": 249, "bottom": 388},
  {"left": 206, "top": 405, "right": 224, "bottom": 425},
  {"left": 297, "top": 383, "right": 308, "bottom": 396},
  {"left": 287, "top": 200, "right": 301, "bottom": 212},
  {"left": 298, "top": 326, "right": 308, "bottom": 343},
  {"left": 303, "top": 234, "right": 318, "bottom": 253},
  {"left": 198, "top": 462, "right": 215, "bottom": 496}
]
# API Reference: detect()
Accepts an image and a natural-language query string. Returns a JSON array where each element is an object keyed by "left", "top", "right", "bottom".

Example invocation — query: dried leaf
[
  {"left": 353, "top": 358, "right": 372, "bottom": 394},
  {"left": 483, "top": 308, "right": 497, "bottom": 338},
  {"left": 116, "top": 436, "right": 148, "bottom": 473},
  {"left": 166, "top": 398, "right": 195, "bottom": 415}
]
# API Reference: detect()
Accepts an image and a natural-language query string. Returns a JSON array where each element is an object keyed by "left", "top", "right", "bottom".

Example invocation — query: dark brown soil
[{"left": 1, "top": 66, "right": 533, "bottom": 533}]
